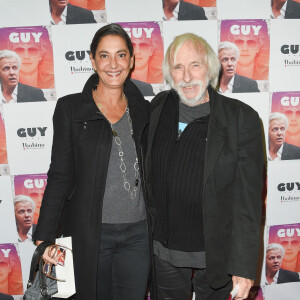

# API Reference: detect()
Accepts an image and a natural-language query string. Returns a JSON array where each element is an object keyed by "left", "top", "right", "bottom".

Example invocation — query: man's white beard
[{"left": 171, "top": 77, "right": 209, "bottom": 106}]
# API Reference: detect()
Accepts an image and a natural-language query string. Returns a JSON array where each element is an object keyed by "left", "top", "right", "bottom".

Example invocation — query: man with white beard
[{"left": 145, "top": 33, "right": 264, "bottom": 300}]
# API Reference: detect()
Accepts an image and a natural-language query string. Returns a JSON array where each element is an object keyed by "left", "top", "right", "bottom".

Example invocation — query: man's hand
[{"left": 232, "top": 276, "right": 254, "bottom": 299}]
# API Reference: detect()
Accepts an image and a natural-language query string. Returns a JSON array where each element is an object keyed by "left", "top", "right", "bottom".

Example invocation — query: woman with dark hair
[{"left": 33, "top": 23, "right": 151, "bottom": 300}]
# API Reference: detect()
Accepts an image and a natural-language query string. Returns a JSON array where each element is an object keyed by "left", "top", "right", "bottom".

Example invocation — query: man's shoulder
[
  {"left": 18, "top": 83, "right": 46, "bottom": 102},
  {"left": 67, "top": 3, "right": 96, "bottom": 23},
  {"left": 233, "top": 74, "right": 259, "bottom": 92},
  {"left": 286, "top": 0, "right": 300, "bottom": 18},
  {"left": 151, "top": 89, "right": 171, "bottom": 108},
  {"left": 279, "top": 268, "right": 300, "bottom": 280},
  {"left": 179, "top": 1, "right": 207, "bottom": 20}
]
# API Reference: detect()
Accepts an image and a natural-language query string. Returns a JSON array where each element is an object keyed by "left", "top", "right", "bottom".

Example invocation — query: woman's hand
[{"left": 36, "top": 240, "right": 62, "bottom": 266}]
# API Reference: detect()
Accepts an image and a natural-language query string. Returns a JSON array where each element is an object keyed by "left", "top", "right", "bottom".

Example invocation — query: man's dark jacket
[
  {"left": 33, "top": 74, "right": 151, "bottom": 299},
  {"left": 232, "top": 74, "right": 260, "bottom": 93},
  {"left": 277, "top": 268, "right": 300, "bottom": 283},
  {"left": 281, "top": 142, "right": 300, "bottom": 160},
  {"left": 17, "top": 83, "right": 46, "bottom": 102},
  {"left": 66, "top": 3, "right": 96, "bottom": 24},
  {"left": 178, "top": 0, "right": 207, "bottom": 20},
  {"left": 145, "top": 86, "right": 264, "bottom": 294},
  {"left": 285, "top": 0, "right": 300, "bottom": 18}
]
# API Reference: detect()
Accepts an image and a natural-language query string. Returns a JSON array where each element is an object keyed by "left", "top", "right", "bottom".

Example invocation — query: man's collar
[
  {"left": 0, "top": 83, "right": 18, "bottom": 104},
  {"left": 271, "top": 0, "right": 287, "bottom": 18},
  {"left": 218, "top": 75, "right": 235, "bottom": 95}
]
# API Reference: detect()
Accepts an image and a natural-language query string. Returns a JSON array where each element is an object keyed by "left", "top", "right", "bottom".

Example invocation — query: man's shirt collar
[
  {"left": 0, "top": 83, "right": 18, "bottom": 104},
  {"left": 50, "top": 5, "right": 68, "bottom": 25},
  {"left": 17, "top": 226, "right": 33, "bottom": 243},
  {"left": 268, "top": 144, "right": 283, "bottom": 161},
  {"left": 218, "top": 75, "right": 235, "bottom": 95},
  {"left": 265, "top": 270, "right": 279, "bottom": 285}
]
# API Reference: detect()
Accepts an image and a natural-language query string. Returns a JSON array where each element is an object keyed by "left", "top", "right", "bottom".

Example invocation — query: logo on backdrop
[
  {"left": 16, "top": 127, "right": 47, "bottom": 150},
  {"left": 280, "top": 44, "right": 300, "bottom": 67},
  {"left": 277, "top": 182, "right": 300, "bottom": 202},
  {"left": 65, "top": 50, "right": 93, "bottom": 74}
]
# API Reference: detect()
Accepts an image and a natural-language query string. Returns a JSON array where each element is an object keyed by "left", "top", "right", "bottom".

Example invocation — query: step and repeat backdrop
[{"left": 0, "top": 0, "right": 300, "bottom": 299}]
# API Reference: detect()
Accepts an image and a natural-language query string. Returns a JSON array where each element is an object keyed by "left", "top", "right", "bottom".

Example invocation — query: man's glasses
[
  {"left": 14, "top": 46, "right": 40, "bottom": 57},
  {"left": 43, "top": 244, "right": 72, "bottom": 282},
  {"left": 233, "top": 39, "right": 258, "bottom": 49}
]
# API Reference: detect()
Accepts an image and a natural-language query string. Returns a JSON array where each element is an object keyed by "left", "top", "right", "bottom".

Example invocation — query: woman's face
[{"left": 90, "top": 35, "right": 133, "bottom": 90}]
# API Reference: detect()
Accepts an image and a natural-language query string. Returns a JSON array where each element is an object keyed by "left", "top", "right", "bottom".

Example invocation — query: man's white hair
[
  {"left": 218, "top": 41, "right": 240, "bottom": 60},
  {"left": 269, "top": 112, "right": 289, "bottom": 128},
  {"left": 0, "top": 49, "right": 21, "bottom": 69},
  {"left": 13, "top": 194, "right": 36, "bottom": 211},
  {"left": 266, "top": 243, "right": 285, "bottom": 257}
]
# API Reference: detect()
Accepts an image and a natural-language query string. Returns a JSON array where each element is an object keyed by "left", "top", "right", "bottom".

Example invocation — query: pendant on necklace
[{"left": 112, "top": 129, "right": 118, "bottom": 137}]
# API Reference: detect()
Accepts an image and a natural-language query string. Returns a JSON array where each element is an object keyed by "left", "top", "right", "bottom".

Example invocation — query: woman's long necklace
[{"left": 93, "top": 89, "right": 139, "bottom": 199}]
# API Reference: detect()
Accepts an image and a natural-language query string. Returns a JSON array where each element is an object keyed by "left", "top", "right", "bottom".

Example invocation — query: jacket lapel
[{"left": 203, "top": 87, "right": 228, "bottom": 187}]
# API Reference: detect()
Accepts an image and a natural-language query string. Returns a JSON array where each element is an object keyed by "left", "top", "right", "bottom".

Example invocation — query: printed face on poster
[
  {"left": 119, "top": 22, "right": 164, "bottom": 84},
  {"left": 268, "top": 223, "right": 300, "bottom": 273},
  {"left": 269, "top": 19, "right": 300, "bottom": 91},
  {"left": 0, "top": 243, "right": 23, "bottom": 295},
  {"left": 271, "top": 92, "right": 300, "bottom": 148},
  {"left": 266, "top": 161, "right": 300, "bottom": 226},
  {"left": 0, "top": 26, "right": 55, "bottom": 93},
  {"left": 220, "top": 20, "right": 270, "bottom": 82},
  {"left": 3, "top": 102, "right": 56, "bottom": 175},
  {"left": 0, "top": 177, "right": 19, "bottom": 244},
  {"left": 51, "top": 24, "right": 104, "bottom": 99},
  {"left": 14, "top": 174, "right": 47, "bottom": 227}
]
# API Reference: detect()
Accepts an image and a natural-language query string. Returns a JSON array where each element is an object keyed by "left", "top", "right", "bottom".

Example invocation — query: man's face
[
  {"left": 233, "top": 35, "right": 260, "bottom": 66},
  {"left": 280, "top": 237, "right": 300, "bottom": 262},
  {"left": 12, "top": 44, "right": 42, "bottom": 75},
  {"left": 170, "top": 41, "right": 209, "bottom": 105},
  {"left": 50, "top": 0, "right": 69, "bottom": 8},
  {"left": 266, "top": 249, "right": 283, "bottom": 273},
  {"left": 219, "top": 48, "right": 238, "bottom": 79},
  {"left": 132, "top": 37, "right": 153, "bottom": 70},
  {"left": 269, "top": 119, "right": 287, "bottom": 148},
  {"left": 283, "top": 106, "right": 300, "bottom": 135},
  {"left": 0, "top": 57, "right": 19, "bottom": 89},
  {"left": 14, "top": 201, "right": 34, "bottom": 231}
]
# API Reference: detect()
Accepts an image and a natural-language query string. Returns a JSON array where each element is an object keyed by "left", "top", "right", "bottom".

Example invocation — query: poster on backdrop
[
  {"left": 51, "top": 23, "right": 104, "bottom": 99},
  {"left": 0, "top": 0, "right": 50, "bottom": 27},
  {"left": 268, "top": 223, "right": 300, "bottom": 273},
  {"left": 0, "top": 110, "right": 8, "bottom": 165},
  {"left": 183, "top": 0, "right": 217, "bottom": 20},
  {"left": 0, "top": 243, "right": 23, "bottom": 295},
  {"left": 0, "top": 176, "right": 19, "bottom": 244},
  {"left": 3, "top": 102, "right": 56, "bottom": 175},
  {"left": 270, "top": 0, "right": 300, "bottom": 19},
  {"left": 14, "top": 174, "right": 48, "bottom": 227},
  {"left": 161, "top": 0, "right": 216, "bottom": 21},
  {"left": 48, "top": 0, "right": 98, "bottom": 25},
  {"left": 271, "top": 92, "right": 300, "bottom": 149},
  {"left": 69, "top": 0, "right": 106, "bottom": 23},
  {"left": 118, "top": 22, "right": 164, "bottom": 84},
  {"left": 217, "top": 0, "right": 270, "bottom": 19},
  {"left": 232, "top": 92, "right": 269, "bottom": 148},
  {"left": 220, "top": 19, "right": 270, "bottom": 93},
  {"left": 266, "top": 161, "right": 300, "bottom": 226},
  {"left": 0, "top": 26, "right": 56, "bottom": 101},
  {"left": 269, "top": 19, "right": 300, "bottom": 91},
  {"left": 106, "top": 0, "right": 163, "bottom": 22}
]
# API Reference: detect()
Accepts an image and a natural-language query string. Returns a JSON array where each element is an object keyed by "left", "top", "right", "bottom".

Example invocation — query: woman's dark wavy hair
[{"left": 90, "top": 23, "right": 133, "bottom": 58}]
